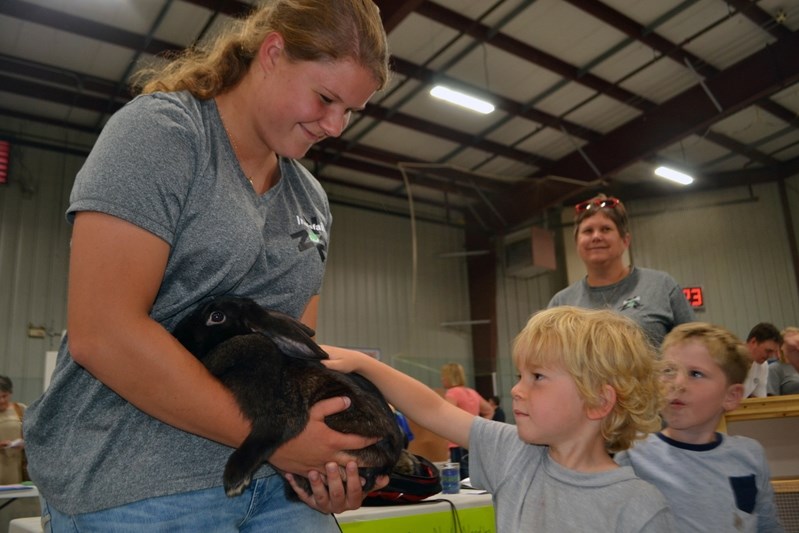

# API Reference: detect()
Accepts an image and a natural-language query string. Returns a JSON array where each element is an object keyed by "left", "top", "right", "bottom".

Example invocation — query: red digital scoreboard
[
  {"left": 0, "top": 140, "right": 9, "bottom": 185},
  {"left": 682, "top": 286, "right": 704, "bottom": 309}
]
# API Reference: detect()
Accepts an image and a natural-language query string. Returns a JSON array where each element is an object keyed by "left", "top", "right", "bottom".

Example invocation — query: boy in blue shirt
[{"left": 615, "top": 322, "right": 783, "bottom": 532}]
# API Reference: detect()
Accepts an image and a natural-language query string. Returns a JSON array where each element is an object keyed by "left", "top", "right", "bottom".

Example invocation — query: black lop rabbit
[{"left": 172, "top": 296, "right": 405, "bottom": 498}]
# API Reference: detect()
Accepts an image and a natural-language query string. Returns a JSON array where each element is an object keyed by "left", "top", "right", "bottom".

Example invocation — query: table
[
  {"left": 2, "top": 486, "right": 41, "bottom": 533},
  {"left": 0, "top": 485, "right": 39, "bottom": 511},
  {"left": 5, "top": 488, "right": 496, "bottom": 533},
  {"left": 9, "top": 517, "right": 41, "bottom": 533},
  {"left": 336, "top": 490, "right": 495, "bottom": 533}
]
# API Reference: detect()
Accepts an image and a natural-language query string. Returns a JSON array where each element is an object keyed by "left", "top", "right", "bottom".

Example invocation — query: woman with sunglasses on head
[
  {"left": 548, "top": 194, "right": 695, "bottom": 346},
  {"left": 23, "top": 1, "right": 390, "bottom": 531}
]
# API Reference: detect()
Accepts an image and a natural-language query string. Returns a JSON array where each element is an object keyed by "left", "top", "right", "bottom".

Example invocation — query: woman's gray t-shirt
[
  {"left": 23, "top": 92, "right": 332, "bottom": 514},
  {"left": 548, "top": 266, "right": 695, "bottom": 346}
]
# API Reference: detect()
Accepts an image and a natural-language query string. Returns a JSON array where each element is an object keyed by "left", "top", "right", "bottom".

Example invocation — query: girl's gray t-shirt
[{"left": 24, "top": 92, "right": 332, "bottom": 514}]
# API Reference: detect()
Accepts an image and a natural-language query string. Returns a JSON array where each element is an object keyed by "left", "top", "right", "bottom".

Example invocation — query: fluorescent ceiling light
[
  {"left": 430, "top": 85, "right": 494, "bottom": 114},
  {"left": 655, "top": 166, "right": 694, "bottom": 185}
]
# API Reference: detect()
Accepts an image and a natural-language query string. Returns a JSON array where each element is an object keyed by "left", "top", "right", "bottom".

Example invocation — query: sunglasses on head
[{"left": 574, "top": 197, "right": 620, "bottom": 214}]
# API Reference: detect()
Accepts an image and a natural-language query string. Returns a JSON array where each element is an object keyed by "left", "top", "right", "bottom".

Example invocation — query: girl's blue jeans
[{"left": 41, "top": 475, "right": 338, "bottom": 532}]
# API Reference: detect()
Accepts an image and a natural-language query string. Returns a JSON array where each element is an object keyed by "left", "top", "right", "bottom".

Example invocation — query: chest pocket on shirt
[{"left": 729, "top": 474, "right": 757, "bottom": 513}]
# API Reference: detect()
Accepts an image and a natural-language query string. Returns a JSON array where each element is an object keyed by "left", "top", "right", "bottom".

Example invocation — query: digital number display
[{"left": 682, "top": 287, "right": 704, "bottom": 309}]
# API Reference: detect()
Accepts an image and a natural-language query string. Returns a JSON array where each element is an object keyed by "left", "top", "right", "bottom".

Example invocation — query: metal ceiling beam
[
  {"left": 416, "top": 1, "right": 655, "bottom": 112},
  {"left": 0, "top": 76, "right": 489, "bottom": 203},
  {"left": 563, "top": 0, "right": 717, "bottom": 76},
  {"left": 491, "top": 29, "right": 799, "bottom": 229},
  {"left": 700, "top": 131, "right": 780, "bottom": 167},
  {"left": 0, "top": 74, "right": 123, "bottom": 114},
  {"left": 0, "top": 1, "right": 550, "bottom": 173},
  {"left": 0, "top": 55, "right": 125, "bottom": 98},
  {"left": 721, "top": 1, "right": 798, "bottom": 127},
  {"left": 307, "top": 147, "right": 487, "bottom": 198},
  {"left": 374, "top": 0, "right": 425, "bottom": 32},
  {"left": 180, "top": 0, "right": 427, "bottom": 35},
  {"left": 5, "top": 0, "right": 797, "bottom": 231},
  {"left": 0, "top": 107, "right": 98, "bottom": 134},
  {"left": 0, "top": 53, "right": 509, "bottom": 199},
  {"left": 179, "top": 0, "right": 253, "bottom": 18},
  {"left": 605, "top": 155, "right": 799, "bottom": 202},
  {"left": 180, "top": 0, "right": 427, "bottom": 34},
  {"left": 317, "top": 174, "right": 465, "bottom": 213},
  {"left": 693, "top": 155, "right": 799, "bottom": 186},
  {"left": 319, "top": 138, "right": 512, "bottom": 193},
  {"left": 2, "top": 0, "right": 607, "bottom": 177},
  {"left": 0, "top": 109, "right": 473, "bottom": 220},
  {"left": 180, "top": 0, "right": 425, "bottom": 34},
  {"left": 564, "top": 0, "right": 793, "bottom": 163},
  {"left": 389, "top": 56, "right": 602, "bottom": 143},
  {"left": 360, "top": 103, "right": 552, "bottom": 167},
  {"left": 725, "top": 0, "right": 793, "bottom": 40},
  {"left": 0, "top": 0, "right": 178, "bottom": 56}
]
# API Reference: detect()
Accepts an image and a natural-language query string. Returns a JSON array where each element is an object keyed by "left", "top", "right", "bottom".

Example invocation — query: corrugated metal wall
[
  {"left": 0, "top": 119, "right": 86, "bottom": 404},
  {"left": 317, "top": 205, "right": 473, "bottom": 391},
  {"left": 626, "top": 184, "right": 799, "bottom": 338},
  {"left": 494, "top": 261, "right": 561, "bottom": 420}
]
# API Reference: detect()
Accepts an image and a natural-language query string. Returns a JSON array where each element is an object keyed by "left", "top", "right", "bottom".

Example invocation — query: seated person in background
[
  {"left": 743, "top": 322, "right": 782, "bottom": 398},
  {"left": 0, "top": 375, "right": 40, "bottom": 528},
  {"left": 615, "top": 323, "right": 784, "bottom": 533},
  {"left": 317, "top": 307, "right": 674, "bottom": 532},
  {"left": 440, "top": 363, "right": 494, "bottom": 479},
  {"left": 406, "top": 417, "right": 450, "bottom": 463},
  {"left": 768, "top": 327, "right": 799, "bottom": 396},
  {"left": 488, "top": 396, "right": 506, "bottom": 422},
  {"left": 406, "top": 388, "right": 450, "bottom": 463},
  {"left": 392, "top": 407, "right": 414, "bottom": 449}
]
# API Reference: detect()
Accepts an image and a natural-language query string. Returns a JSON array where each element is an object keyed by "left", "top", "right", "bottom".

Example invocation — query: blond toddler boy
[{"left": 304, "top": 307, "right": 675, "bottom": 532}]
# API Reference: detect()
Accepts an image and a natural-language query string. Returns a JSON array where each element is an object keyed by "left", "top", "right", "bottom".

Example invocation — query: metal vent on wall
[{"left": 503, "top": 227, "right": 556, "bottom": 278}]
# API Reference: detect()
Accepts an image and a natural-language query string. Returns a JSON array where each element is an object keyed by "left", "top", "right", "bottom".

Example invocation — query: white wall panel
[
  {"left": 626, "top": 184, "right": 799, "bottom": 340},
  {"left": 317, "top": 206, "right": 474, "bottom": 390},
  {"left": 493, "top": 259, "right": 562, "bottom": 424},
  {"left": 0, "top": 120, "right": 81, "bottom": 404}
]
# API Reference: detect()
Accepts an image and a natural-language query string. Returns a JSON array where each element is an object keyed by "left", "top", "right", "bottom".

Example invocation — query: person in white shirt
[{"left": 743, "top": 323, "right": 781, "bottom": 398}]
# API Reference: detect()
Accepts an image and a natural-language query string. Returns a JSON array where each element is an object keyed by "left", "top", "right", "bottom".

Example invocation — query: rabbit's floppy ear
[
  {"left": 254, "top": 307, "right": 318, "bottom": 338},
  {"left": 244, "top": 308, "right": 328, "bottom": 361},
  {"left": 271, "top": 333, "right": 327, "bottom": 361}
]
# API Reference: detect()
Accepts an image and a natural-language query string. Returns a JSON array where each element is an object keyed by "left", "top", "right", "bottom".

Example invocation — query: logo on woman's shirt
[{"left": 291, "top": 215, "right": 327, "bottom": 261}]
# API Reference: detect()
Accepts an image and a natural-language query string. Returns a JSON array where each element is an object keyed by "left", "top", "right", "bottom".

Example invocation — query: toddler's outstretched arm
[{"left": 321, "top": 346, "right": 474, "bottom": 448}]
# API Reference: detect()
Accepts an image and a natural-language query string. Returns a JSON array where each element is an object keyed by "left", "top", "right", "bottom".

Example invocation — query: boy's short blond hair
[
  {"left": 512, "top": 306, "right": 661, "bottom": 453},
  {"left": 661, "top": 322, "right": 751, "bottom": 385}
]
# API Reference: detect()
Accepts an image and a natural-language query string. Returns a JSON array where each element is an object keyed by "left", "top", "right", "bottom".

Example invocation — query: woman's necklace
[
  {"left": 598, "top": 283, "right": 620, "bottom": 309},
  {"left": 592, "top": 266, "right": 630, "bottom": 310},
  {"left": 219, "top": 115, "right": 256, "bottom": 189}
]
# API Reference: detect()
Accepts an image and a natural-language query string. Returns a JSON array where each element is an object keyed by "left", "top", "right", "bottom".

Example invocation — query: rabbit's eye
[{"left": 208, "top": 311, "right": 226, "bottom": 325}]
